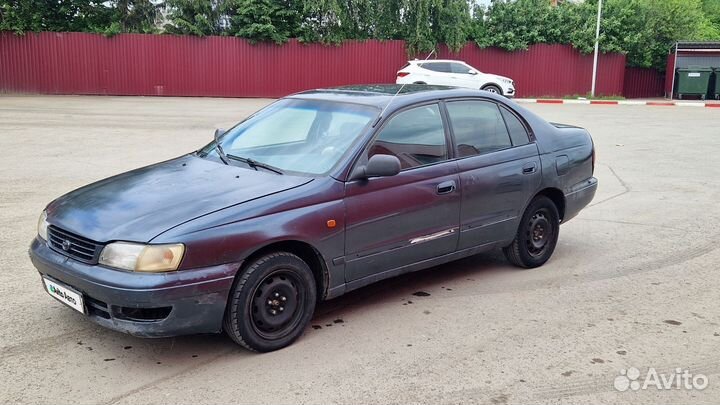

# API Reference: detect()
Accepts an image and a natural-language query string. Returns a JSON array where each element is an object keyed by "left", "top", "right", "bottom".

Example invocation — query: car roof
[
  {"left": 409, "top": 59, "right": 466, "bottom": 64},
  {"left": 289, "top": 84, "right": 503, "bottom": 109}
]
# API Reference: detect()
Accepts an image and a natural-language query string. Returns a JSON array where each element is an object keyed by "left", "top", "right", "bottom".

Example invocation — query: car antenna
[{"left": 373, "top": 48, "right": 436, "bottom": 127}]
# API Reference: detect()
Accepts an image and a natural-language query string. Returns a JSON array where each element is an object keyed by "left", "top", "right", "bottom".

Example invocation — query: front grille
[{"left": 47, "top": 226, "right": 103, "bottom": 264}]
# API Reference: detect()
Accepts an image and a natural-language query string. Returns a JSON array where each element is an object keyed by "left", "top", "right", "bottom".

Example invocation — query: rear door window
[
  {"left": 421, "top": 62, "right": 452, "bottom": 73},
  {"left": 446, "top": 100, "right": 512, "bottom": 157},
  {"left": 368, "top": 104, "right": 448, "bottom": 169}
]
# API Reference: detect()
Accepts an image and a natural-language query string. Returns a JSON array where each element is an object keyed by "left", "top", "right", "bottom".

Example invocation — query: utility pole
[{"left": 590, "top": 0, "right": 603, "bottom": 97}]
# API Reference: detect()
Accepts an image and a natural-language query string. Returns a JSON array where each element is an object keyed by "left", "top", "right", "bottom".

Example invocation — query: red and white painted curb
[{"left": 515, "top": 98, "right": 720, "bottom": 108}]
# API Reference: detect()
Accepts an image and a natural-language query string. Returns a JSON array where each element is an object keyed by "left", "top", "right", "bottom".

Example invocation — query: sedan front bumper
[{"left": 29, "top": 237, "right": 239, "bottom": 337}]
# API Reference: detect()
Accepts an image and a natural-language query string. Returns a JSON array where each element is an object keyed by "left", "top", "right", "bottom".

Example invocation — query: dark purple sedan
[{"left": 30, "top": 85, "right": 597, "bottom": 352}]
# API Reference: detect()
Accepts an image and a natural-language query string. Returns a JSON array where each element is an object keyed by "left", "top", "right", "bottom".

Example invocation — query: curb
[{"left": 515, "top": 99, "right": 720, "bottom": 108}]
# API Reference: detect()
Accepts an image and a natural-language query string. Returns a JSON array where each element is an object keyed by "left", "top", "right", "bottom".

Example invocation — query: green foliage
[
  {"left": 107, "top": 0, "right": 162, "bottom": 33},
  {"left": 436, "top": 0, "right": 471, "bottom": 52},
  {"left": 164, "top": 0, "right": 224, "bottom": 36},
  {"left": 0, "top": 0, "right": 112, "bottom": 33},
  {"left": 224, "top": 0, "right": 302, "bottom": 43},
  {"left": 297, "top": 0, "right": 344, "bottom": 44},
  {"left": 474, "top": 0, "right": 567, "bottom": 51},
  {"left": 568, "top": 0, "right": 720, "bottom": 69},
  {"left": 402, "top": 0, "right": 437, "bottom": 55},
  {"left": 704, "top": 0, "right": 720, "bottom": 30},
  {"left": 400, "top": 0, "right": 471, "bottom": 56},
  {"left": 469, "top": 0, "right": 720, "bottom": 70}
]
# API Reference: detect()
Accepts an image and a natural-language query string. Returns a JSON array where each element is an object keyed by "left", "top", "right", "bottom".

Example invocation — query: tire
[
  {"left": 224, "top": 252, "right": 317, "bottom": 352},
  {"left": 503, "top": 196, "right": 560, "bottom": 269},
  {"left": 482, "top": 84, "right": 502, "bottom": 95}
]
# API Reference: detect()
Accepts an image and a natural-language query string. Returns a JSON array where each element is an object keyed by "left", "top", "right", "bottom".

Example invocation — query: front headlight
[
  {"left": 38, "top": 211, "right": 49, "bottom": 241},
  {"left": 99, "top": 242, "right": 185, "bottom": 272}
]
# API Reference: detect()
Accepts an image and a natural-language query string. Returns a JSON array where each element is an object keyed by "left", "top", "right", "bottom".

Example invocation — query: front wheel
[
  {"left": 503, "top": 196, "right": 560, "bottom": 268},
  {"left": 482, "top": 84, "right": 502, "bottom": 95},
  {"left": 224, "top": 252, "right": 317, "bottom": 352}
]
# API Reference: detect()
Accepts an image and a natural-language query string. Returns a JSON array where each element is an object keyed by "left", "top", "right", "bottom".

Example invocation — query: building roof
[{"left": 675, "top": 41, "right": 720, "bottom": 51}]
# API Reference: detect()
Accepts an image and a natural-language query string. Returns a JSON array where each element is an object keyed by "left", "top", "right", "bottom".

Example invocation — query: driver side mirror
[
  {"left": 468, "top": 69, "right": 478, "bottom": 75},
  {"left": 351, "top": 154, "right": 401, "bottom": 180},
  {"left": 214, "top": 128, "right": 226, "bottom": 138}
]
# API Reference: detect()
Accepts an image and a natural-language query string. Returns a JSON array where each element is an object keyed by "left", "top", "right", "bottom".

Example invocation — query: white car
[{"left": 396, "top": 59, "right": 515, "bottom": 97}]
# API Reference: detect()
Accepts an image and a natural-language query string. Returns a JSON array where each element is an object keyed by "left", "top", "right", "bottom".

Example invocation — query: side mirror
[
  {"left": 214, "top": 128, "right": 226, "bottom": 138},
  {"left": 468, "top": 69, "right": 478, "bottom": 75},
  {"left": 351, "top": 154, "right": 401, "bottom": 180}
]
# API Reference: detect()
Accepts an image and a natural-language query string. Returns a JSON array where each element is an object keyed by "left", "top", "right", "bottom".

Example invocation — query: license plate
[{"left": 43, "top": 277, "right": 85, "bottom": 314}]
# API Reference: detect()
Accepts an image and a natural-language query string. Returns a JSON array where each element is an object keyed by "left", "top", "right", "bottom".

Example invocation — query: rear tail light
[{"left": 397, "top": 72, "right": 410, "bottom": 78}]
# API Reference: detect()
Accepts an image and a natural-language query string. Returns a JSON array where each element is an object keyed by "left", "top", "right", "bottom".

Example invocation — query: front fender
[{"left": 151, "top": 178, "right": 346, "bottom": 291}]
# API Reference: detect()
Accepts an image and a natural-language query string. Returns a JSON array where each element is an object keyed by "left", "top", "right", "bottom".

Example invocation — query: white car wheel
[{"left": 482, "top": 85, "right": 502, "bottom": 94}]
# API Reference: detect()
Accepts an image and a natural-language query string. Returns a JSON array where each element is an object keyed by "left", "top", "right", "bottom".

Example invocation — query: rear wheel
[
  {"left": 224, "top": 252, "right": 316, "bottom": 352},
  {"left": 482, "top": 84, "right": 502, "bottom": 95},
  {"left": 503, "top": 196, "right": 560, "bottom": 268}
]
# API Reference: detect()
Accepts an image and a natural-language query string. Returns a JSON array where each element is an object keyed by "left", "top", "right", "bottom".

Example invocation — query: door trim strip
[{"left": 409, "top": 228, "right": 457, "bottom": 245}]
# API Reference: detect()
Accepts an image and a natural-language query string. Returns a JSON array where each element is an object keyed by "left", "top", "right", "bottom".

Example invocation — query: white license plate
[{"left": 43, "top": 277, "right": 85, "bottom": 313}]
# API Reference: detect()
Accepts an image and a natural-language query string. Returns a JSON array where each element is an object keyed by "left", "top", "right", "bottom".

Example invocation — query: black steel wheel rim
[
  {"left": 249, "top": 270, "right": 305, "bottom": 340},
  {"left": 526, "top": 208, "right": 553, "bottom": 257}
]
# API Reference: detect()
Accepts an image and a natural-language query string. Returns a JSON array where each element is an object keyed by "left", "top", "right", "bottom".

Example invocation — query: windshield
[{"left": 200, "top": 98, "right": 378, "bottom": 175}]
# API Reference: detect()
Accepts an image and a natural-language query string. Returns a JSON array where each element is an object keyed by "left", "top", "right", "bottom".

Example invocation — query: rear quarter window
[{"left": 499, "top": 106, "right": 531, "bottom": 146}]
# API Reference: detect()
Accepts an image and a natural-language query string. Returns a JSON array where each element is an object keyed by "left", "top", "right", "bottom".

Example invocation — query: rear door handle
[
  {"left": 522, "top": 162, "right": 537, "bottom": 174},
  {"left": 437, "top": 180, "right": 456, "bottom": 195}
]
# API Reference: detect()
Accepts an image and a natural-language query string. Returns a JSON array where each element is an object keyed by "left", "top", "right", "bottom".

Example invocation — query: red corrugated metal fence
[
  {"left": 623, "top": 67, "right": 665, "bottom": 99},
  {"left": 1, "top": 32, "right": 631, "bottom": 98},
  {"left": 437, "top": 43, "right": 627, "bottom": 97}
]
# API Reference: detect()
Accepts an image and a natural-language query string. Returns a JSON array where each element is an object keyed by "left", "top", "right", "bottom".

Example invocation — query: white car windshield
[{"left": 201, "top": 98, "right": 378, "bottom": 175}]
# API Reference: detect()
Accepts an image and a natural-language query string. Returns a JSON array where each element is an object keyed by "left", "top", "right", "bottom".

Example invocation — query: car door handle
[
  {"left": 437, "top": 180, "right": 456, "bottom": 195},
  {"left": 522, "top": 163, "right": 537, "bottom": 174}
]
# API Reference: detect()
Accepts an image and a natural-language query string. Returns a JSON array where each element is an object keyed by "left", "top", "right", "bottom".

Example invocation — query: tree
[
  {"left": 222, "top": 0, "right": 302, "bottom": 43},
  {"left": 0, "top": 0, "right": 112, "bottom": 33},
  {"left": 106, "top": 0, "right": 162, "bottom": 34},
  {"left": 701, "top": 0, "right": 720, "bottom": 31},
  {"left": 570, "top": 0, "right": 719, "bottom": 69},
  {"left": 164, "top": 0, "right": 225, "bottom": 36},
  {"left": 297, "top": 0, "right": 345, "bottom": 43},
  {"left": 436, "top": 0, "right": 471, "bottom": 52},
  {"left": 402, "top": 0, "right": 437, "bottom": 55},
  {"left": 469, "top": 0, "right": 719, "bottom": 70},
  {"left": 368, "top": 0, "right": 403, "bottom": 40},
  {"left": 472, "top": 0, "right": 572, "bottom": 51}
]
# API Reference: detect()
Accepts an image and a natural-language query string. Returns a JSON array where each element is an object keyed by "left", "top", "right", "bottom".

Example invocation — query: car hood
[{"left": 46, "top": 154, "right": 312, "bottom": 243}]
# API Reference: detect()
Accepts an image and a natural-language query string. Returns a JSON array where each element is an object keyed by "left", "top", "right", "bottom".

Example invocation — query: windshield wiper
[
  {"left": 214, "top": 130, "right": 230, "bottom": 165},
  {"left": 227, "top": 154, "right": 284, "bottom": 175}
]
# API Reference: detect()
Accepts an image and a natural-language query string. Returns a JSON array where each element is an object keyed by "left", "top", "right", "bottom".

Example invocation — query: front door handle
[
  {"left": 522, "top": 162, "right": 537, "bottom": 174},
  {"left": 437, "top": 180, "right": 456, "bottom": 195}
]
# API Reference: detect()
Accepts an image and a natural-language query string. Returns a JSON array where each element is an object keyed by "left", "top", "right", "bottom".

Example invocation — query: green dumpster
[
  {"left": 675, "top": 66, "right": 712, "bottom": 99},
  {"left": 713, "top": 68, "right": 720, "bottom": 100}
]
